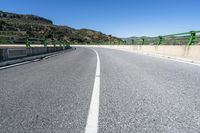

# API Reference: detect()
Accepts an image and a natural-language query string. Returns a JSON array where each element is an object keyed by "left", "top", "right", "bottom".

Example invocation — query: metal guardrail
[
  {"left": 102, "top": 30, "right": 200, "bottom": 46},
  {"left": 24, "top": 36, "right": 69, "bottom": 48},
  {"left": 0, "top": 32, "right": 70, "bottom": 48},
  {"left": 129, "top": 30, "right": 200, "bottom": 46},
  {"left": 1, "top": 30, "right": 200, "bottom": 46}
]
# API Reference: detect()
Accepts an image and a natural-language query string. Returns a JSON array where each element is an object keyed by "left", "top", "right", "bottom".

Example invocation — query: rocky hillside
[{"left": 0, "top": 11, "right": 121, "bottom": 44}]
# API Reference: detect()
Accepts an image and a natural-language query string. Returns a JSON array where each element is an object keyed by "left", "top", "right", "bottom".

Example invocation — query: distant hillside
[{"left": 0, "top": 11, "right": 121, "bottom": 44}]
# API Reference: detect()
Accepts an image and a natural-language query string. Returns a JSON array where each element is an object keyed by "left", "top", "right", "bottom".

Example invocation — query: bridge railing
[
  {"left": 103, "top": 30, "right": 200, "bottom": 46},
  {"left": 0, "top": 32, "right": 70, "bottom": 48},
  {"left": 127, "top": 30, "right": 200, "bottom": 46}
]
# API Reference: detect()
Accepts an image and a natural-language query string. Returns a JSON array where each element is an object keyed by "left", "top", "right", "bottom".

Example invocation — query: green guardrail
[
  {"left": 1, "top": 30, "right": 200, "bottom": 46},
  {"left": 0, "top": 33, "right": 70, "bottom": 48},
  {"left": 100, "top": 30, "right": 200, "bottom": 46},
  {"left": 129, "top": 30, "right": 200, "bottom": 46}
]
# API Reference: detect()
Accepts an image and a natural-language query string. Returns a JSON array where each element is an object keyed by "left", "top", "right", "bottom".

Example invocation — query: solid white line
[
  {"left": 0, "top": 51, "right": 66, "bottom": 70},
  {"left": 33, "top": 59, "right": 41, "bottom": 62},
  {"left": 85, "top": 48, "right": 100, "bottom": 133},
  {"left": 0, "top": 61, "right": 31, "bottom": 70}
]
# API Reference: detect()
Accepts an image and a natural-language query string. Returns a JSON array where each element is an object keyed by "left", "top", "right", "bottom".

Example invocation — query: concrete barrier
[
  {"left": 8, "top": 48, "right": 27, "bottom": 58},
  {"left": 0, "top": 46, "right": 70, "bottom": 62},
  {"left": 73, "top": 45, "right": 200, "bottom": 61}
]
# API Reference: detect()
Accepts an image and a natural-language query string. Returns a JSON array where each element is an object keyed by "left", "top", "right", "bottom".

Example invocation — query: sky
[{"left": 0, "top": 0, "right": 200, "bottom": 38}]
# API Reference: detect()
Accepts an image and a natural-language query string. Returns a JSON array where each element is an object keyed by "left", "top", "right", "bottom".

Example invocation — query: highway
[{"left": 0, "top": 47, "right": 200, "bottom": 133}]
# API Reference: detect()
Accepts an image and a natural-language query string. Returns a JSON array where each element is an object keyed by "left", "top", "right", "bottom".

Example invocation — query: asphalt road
[{"left": 0, "top": 47, "right": 200, "bottom": 133}]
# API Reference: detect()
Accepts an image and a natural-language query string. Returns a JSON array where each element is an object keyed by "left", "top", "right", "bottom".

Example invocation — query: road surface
[{"left": 0, "top": 47, "right": 200, "bottom": 133}]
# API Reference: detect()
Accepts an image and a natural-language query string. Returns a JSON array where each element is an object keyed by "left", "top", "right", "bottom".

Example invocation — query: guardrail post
[
  {"left": 142, "top": 38, "right": 145, "bottom": 45},
  {"left": 43, "top": 38, "right": 47, "bottom": 47},
  {"left": 132, "top": 39, "right": 134, "bottom": 45},
  {"left": 53, "top": 40, "right": 56, "bottom": 47},
  {"left": 118, "top": 40, "right": 121, "bottom": 45},
  {"left": 25, "top": 35, "right": 31, "bottom": 48},
  {"left": 158, "top": 36, "right": 163, "bottom": 45},
  {"left": 124, "top": 41, "right": 127, "bottom": 45},
  {"left": 59, "top": 41, "right": 62, "bottom": 47},
  {"left": 188, "top": 31, "right": 196, "bottom": 45}
]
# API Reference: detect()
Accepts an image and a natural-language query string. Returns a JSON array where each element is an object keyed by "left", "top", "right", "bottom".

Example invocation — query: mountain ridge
[{"left": 0, "top": 11, "right": 120, "bottom": 44}]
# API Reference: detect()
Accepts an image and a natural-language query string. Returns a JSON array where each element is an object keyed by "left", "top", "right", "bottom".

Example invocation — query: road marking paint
[
  {"left": 33, "top": 59, "right": 41, "bottom": 62},
  {"left": 0, "top": 51, "right": 66, "bottom": 70},
  {"left": 0, "top": 61, "right": 31, "bottom": 70},
  {"left": 85, "top": 48, "right": 100, "bottom": 133}
]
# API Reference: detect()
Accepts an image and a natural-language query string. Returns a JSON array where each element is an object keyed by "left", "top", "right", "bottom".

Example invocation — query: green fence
[
  {"left": 0, "top": 31, "right": 69, "bottom": 48},
  {"left": 1, "top": 30, "right": 200, "bottom": 46},
  {"left": 128, "top": 30, "right": 200, "bottom": 46},
  {"left": 102, "top": 30, "right": 200, "bottom": 46}
]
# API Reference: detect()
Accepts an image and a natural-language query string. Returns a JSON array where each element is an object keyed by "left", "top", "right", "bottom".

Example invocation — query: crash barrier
[
  {"left": 0, "top": 32, "right": 71, "bottom": 61},
  {"left": 0, "top": 46, "right": 70, "bottom": 61},
  {"left": 73, "top": 45, "right": 200, "bottom": 61}
]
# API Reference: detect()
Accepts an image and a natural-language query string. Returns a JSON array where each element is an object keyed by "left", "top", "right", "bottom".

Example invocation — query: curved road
[{"left": 0, "top": 47, "right": 200, "bottom": 133}]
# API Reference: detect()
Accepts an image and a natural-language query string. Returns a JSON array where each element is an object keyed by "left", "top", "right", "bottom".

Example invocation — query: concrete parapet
[
  {"left": 0, "top": 46, "right": 69, "bottom": 62},
  {"left": 73, "top": 45, "right": 200, "bottom": 61}
]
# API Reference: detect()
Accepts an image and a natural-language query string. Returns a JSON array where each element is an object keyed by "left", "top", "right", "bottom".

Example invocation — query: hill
[{"left": 0, "top": 11, "right": 121, "bottom": 44}]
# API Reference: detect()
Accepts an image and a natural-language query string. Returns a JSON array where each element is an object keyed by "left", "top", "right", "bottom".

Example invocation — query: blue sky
[{"left": 0, "top": 0, "right": 200, "bottom": 37}]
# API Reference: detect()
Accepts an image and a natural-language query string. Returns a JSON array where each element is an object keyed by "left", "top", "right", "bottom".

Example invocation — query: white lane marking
[
  {"left": 85, "top": 48, "right": 100, "bottom": 133},
  {"left": 0, "top": 51, "right": 66, "bottom": 70},
  {"left": 0, "top": 61, "right": 31, "bottom": 70},
  {"left": 33, "top": 59, "right": 41, "bottom": 62}
]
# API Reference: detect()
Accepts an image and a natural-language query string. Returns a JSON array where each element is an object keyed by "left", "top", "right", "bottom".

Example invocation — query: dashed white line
[{"left": 85, "top": 48, "right": 100, "bottom": 133}]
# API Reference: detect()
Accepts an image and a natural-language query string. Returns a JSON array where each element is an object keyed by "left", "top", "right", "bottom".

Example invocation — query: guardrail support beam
[
  {"left": 25, "top": 35, "right": 31, "bottom": 48},
  {"left": 142, "top": 38, "right": 145, "bottom": 45},
  {"left": 188, "top": 31, "right": 196, "bottom": 45},
  {"left": 132, "top": 39, "right": 134, "bottom": 45},
  {"left": 43, "top": 38, "right": 47, "bottom": 47},
  {"left": 158, "top": 36, "right": 163, "bottom": 45}
]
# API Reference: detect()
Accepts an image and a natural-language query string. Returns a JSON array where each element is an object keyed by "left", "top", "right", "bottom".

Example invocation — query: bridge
[{"left": 0, "top": 31, "right": 200, "bottom": 133}]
